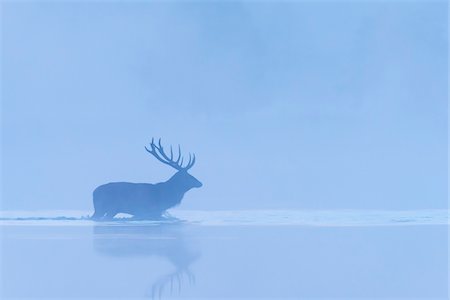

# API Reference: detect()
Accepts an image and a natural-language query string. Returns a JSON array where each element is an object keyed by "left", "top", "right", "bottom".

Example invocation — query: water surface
[{"left": 1, "top": 210, "right": 448, "bottom": 299}]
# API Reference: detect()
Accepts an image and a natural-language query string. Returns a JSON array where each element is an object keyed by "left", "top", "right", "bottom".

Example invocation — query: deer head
[{"left": 145, "top": 138, "right": 202, "bottom": 190}]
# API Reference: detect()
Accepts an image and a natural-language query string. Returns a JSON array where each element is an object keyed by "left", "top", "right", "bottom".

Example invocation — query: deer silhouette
[{"left": 92, "top": 138, "right": 202, "bottom": 220}]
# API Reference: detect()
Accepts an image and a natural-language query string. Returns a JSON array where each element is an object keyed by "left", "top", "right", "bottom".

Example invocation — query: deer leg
[
  {"left": 92, "top": 196, "right": 108, "bottom": 220},
  {"left": 91, "top": 210, "right": 106, "bottom": 220}
]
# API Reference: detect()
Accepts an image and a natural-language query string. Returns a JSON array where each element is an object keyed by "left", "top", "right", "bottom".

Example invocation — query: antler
[
  {"left": 150, "top": 268, "right": 195, "bottom": 300},
  {"left": 145, "top": 138, "right": 196, "bottom": 171}
]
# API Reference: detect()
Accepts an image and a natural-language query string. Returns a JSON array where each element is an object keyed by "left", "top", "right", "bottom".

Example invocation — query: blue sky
[{"left": 1, "top": 1, "right": 447, "bottom": 211}]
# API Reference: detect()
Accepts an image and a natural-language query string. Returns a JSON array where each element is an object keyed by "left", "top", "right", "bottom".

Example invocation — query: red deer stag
[{"left": 92, "top": 138, "right": 202, "bottom": 220}]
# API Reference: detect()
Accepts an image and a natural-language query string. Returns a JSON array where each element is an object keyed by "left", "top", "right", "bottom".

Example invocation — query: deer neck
[{"left": 162, "top": 173, "right": 192, "bottom": 204}]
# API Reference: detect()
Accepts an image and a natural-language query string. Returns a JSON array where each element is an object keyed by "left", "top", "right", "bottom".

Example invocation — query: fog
[
  {"left": 2, "top": 1, "right": 447, "bottom": 212},
  {"left": 1, "top": 2, "right": 448, "bottom": 299}
]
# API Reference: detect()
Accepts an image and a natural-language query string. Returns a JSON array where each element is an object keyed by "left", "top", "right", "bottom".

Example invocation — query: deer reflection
[{"left": 93, "top": 223, "right": 200, "bottom": 299}]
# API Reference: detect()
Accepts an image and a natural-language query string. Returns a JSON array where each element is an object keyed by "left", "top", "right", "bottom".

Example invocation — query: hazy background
[{"left": 1, "top": 0, "right": 447, "bottom": 211}]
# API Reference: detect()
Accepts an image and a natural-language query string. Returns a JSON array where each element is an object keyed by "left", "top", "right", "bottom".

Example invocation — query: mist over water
[
  {"left": 1, "top": 1, "right": 448, "bottom": 299},
  {"left": 2, "top": 1, "right": 447, "bottom": 212}
]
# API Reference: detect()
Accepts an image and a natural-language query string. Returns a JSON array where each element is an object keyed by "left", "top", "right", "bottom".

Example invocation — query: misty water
[
  {"left": 2, "top": 1, "right": 448, "bottom": 299},
  {"left": 1, "top": 210, "right": 448, "bottom": 299}
]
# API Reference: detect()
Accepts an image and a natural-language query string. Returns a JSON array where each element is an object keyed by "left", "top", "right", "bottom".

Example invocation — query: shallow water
[
  {"left": 0, "top": 209, "right": 448, "bottom": 227},
  {"left": 1, "top": 210, "right": 448, "bottom": 299}
]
